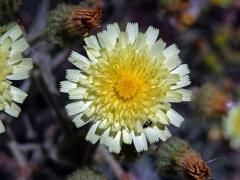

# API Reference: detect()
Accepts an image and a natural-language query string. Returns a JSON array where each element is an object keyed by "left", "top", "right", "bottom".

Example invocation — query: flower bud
[
  {"left": 152, "top": 137, "right": 211, "bottom": 180},
  {"left": 67, "top": 168, "right": 106, "bottom": 180},
  {"left": 193, "top": 83, "right": 231, "bottom": 118},
  {"left": 48, "top": 4, "right": 102, "bottom": 47}
]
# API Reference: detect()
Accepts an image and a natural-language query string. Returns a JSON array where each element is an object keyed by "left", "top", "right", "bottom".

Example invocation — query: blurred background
[{"left": 1, "top": 0, "right": 240, "bottom": 179}]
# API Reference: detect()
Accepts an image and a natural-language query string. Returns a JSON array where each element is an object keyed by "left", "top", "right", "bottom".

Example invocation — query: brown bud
[
  {"left": 178, "top": 152, "right": 211, "bottom": 180},
  {"left": 152, "top": 137, "right": 211, "bottom": 180},
  {"left": 48, "top": 4, "right": 102, "bottom": 47}
]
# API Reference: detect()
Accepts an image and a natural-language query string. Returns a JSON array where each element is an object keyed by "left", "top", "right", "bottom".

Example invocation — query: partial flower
[
  {"left": 48, "top": 3, "right": 102, "bottom": 46},
  {"left": 152, "top": 137, "right": 211, "bottom": 180},
  {"left": 60, "top": 22, "right": 191, "bottom": 153},
  {"left": 0, "top": 24, "right": 33, "bottom": 133},
  {"left": 223, "top": 105, "right": 240, "bottom": 149}
]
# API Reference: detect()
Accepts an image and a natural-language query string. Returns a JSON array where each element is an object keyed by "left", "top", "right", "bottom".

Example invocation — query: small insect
[{"left": 143, "top": 120, "right": 153, "bottom": 128}]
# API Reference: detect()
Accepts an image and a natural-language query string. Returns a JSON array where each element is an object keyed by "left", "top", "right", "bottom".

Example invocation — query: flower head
[
  {"left": 224, "top": 105, "right": 240, "bottom": 149},
  {"left": 60, "top": 23, "right": 191, "bottom": 153},
  {"left": 0, "top": 24, "right": 33, "bottom": 133}
]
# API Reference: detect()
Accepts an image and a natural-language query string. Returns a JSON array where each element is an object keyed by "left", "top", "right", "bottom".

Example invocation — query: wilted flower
[
  {"left": 67, "top": 168, "right": 106, "bottom": 180},
  {"left": 152, "top": 137, "right": 211, "bottom": 180},
  {"left": 0, "top": 24, "right": 33, "bottom": 133},
  {"left": 223, "top": 105, "right": 240, "bottom": 149},
  {"left": 60, "top": 23, "right": 191, "bottom": 153},
  {"left": 48, "top": 3, "right": 102, "bottom": 46}
]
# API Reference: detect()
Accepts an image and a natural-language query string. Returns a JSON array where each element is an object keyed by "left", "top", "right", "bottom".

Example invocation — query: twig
[
  {"left": 33, "top": 67, "right": 70, "bottom": 135},
  {"left": 97, "top": 145, "right": 124, "bottom": 179},
  {"left": 6, "top": 126, "right": 28, "bottom": 168},
  {"left": 28, "top": 29, "right": 48, "bottom": 45}
]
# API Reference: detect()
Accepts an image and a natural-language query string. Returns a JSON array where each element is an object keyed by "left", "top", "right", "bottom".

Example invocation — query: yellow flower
[
  {"left": 224, "top": 105, "right": 240, "bottom": 149},
  {"left": 60, "top": 23, "right": 191, "bottom": 153},
  {"left": 0, "top": 24, "right": 33, "bottom": 133}
]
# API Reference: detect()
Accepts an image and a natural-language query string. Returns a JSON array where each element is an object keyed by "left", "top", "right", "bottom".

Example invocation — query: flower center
[{"left": 115, "top": 76, "right": 138, "bottom": 100}]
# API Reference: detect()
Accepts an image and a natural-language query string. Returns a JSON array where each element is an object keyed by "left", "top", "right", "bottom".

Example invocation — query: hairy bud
[
  {"left": 48, "top": 4, "right": 102, "bottom": 46},
  {"left": 193, "top": 83, "right": 231, "bottom": 118},
  {"left": 67, "top": 168, "right": 106, "bottom": 180},
  {"left": 152, "top": 137, "right": 211, "bottom": 180}
]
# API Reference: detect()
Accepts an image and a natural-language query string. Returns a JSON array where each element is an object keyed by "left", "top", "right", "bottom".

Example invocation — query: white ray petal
[
  {"left": 97, "top": 30, "right": 115, "bottom": 50},
  {"left": 10, "top": 38, "right": 29, "bottom": 55},
  {"left": 164, "top": 56, "right": 181, "bottom": 71},
  {"left": 156, "top": 110, "right": 169, "bottom": 125},
  {"left": 177, "top": 89, "right": 192, "bottom": 101},
  {"left": 144, "top": 127, "right": 161, "bottom": 144},
  {"left": 60, "top": 81, "right": 77, "bottom": 93},
  {"left": 122, "top": 129, "right": 132, "bottom": 144},
  {"left": 126, "top": 22, "right": 139, "bottom": 44},
  {"left": 100, "top": 127, "right": 111, "bottom": 146},
  {"left": 4, "top": 102, "right": 21, "bottom": 117},
  {"left": 72, "top": 113, "right": 90, "bottom": 128},
  {"left": 0, "top": 120, "right": 5, "bottom": 134},
  {"left": 69, "top": 51, "right": 90, "bottom": 69},
  {"left": 171, "top": 75, "right": 191, "bottom": 89},
  {"left": 0, "top": 25, "right": 22, "bottom": 42},
  {"left": 65, "top": 101, "right": 92, "bottom": 116},
  {"left": 84, "top": 47, "right": 99, "bottom": 63},
  {"left": 163, "top": 44, "right": 180, "bottom": 58},
  {"left": 66, "top": 69, "right": 86, "bottom": 82},
  {"left": 10, "top": 86, "right": 27, "bottom": 104},
  {"left": 167, "top": 108, "right": 184, "bottom": 127},
  {"left": 131, "top": 131, "right": 148, "bottom": 152},
  {"left": 134, "top": 33, "right": 146, "bottom": 50},
  {"left": 171, "top": 64, "right": 190, "bottom": 77},
  {"left": 109, "top": 131, "right": 121, "bottom": 153},
  {"left": 68, "top": 87, "right": 87, "bottom": 99},
  {"left": 145, "top": 26, "right": 159, "bottom": 48},
  {"left": 84, "top": 35, "right": 100, "bottom": 49},
  {"left": 107, "top": 23, "right": 120, "bottom": 45},
  {"left": 150, "top": 39, "right": 166, "bottom": 57},
  {"left": 85, "top": 121, "right": 100, "bottom": 144},
  {"left": 158, "top": 127, "right": 171, "bottom": 141}
]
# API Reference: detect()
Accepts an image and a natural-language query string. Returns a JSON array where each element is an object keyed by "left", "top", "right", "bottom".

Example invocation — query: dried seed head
[
  {"left": 152, "top": 137, "right": 211, "bottom": 180},
  {"left": 179, "top": 152, "right": 211, "bottom": 180},
  {"left": 193, "top": 83, "right": 230, "bottom": 118},
  {"left": 67, "top": 168, "right": 106, "bottom": 180},
  {"left": 48, "top": 4, "right": 102, "bottom": 47}
]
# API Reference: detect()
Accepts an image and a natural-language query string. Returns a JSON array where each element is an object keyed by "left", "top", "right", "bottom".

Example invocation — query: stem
[
  {"left": 33, "top": 67, "right": 71, "bottom": 135},
  {"left": 6, "top": 126, "right": 27, "bottom": 168},
  {"left": 28, "top": 29, "right": 48, "bottom": 45},
  {"left": 97, "top": 145, "right": 124, "bottom": 179}
]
